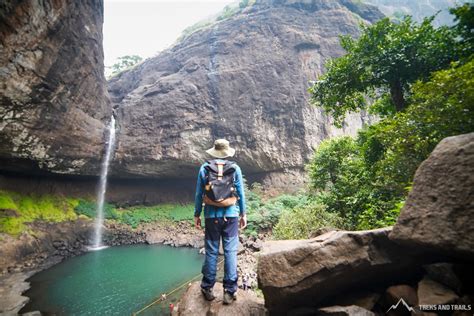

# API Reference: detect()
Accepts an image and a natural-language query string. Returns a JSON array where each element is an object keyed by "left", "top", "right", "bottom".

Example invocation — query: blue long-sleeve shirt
[{"left": 194, "top": 160, "right": 246, "bottom": 218}]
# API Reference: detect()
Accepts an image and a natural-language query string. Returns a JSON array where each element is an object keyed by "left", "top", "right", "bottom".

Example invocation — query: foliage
[
  {"left": 310, "top": 15, "right": 461, "bottom": 125},
  {"left": 273, "top": 202, "right": 347, "bottom": 240},
  {"left": 109, "top": 55, "right": 143, "bottom": 77},
  {"left": 74, "top": 200, "right": 118, "bottom": 220},
  {"left": 118, "top": 204, "right": 194, "bottom": 228},
  {"left": 74, "top": 199, "right": 194, "bottom": 229},
  {"left": 179, "top": 0, "right": 255, "bottom": 40},
  {"left": 243, "top": 181, "right": 315, "bottom": 237},
  {"left": 451, "top": 3, "right": 474, "bottom": 57},
  {"left": 0, "top": 191, "right": 78, "bottom": 235},
  {"left": 307, "top": 58, "right": 474, "bottom": 230},
  {"left": 308, "top": 137, "right": 370, "bottom": 227},
  {"left": 216, "top": 4, "right": 240, "bottom": 21}
]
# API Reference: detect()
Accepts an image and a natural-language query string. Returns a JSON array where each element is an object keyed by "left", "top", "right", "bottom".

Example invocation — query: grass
[
  {"left": 0, "top": 190, "right": 195, "bottom": 235},
  {"left": 0, "top": 190, "right": 78, "bottom": 235},
  {"left": 117, "top": 204, "right": 194, "bottom": 228}
]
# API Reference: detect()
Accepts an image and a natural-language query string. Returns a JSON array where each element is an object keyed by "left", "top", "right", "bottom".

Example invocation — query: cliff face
[
  {"left": 0, "top": 0, "right": 111, "bottom": 175},
  {"left": 108, "top": 0, "right": 382, "bottom": 181}
]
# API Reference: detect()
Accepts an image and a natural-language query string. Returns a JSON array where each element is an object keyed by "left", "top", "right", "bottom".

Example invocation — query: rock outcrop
[
  {"left": 175, "top": 282, "right": 266, "bottom": 316},
  {"left": 257, "top": 134, "right": 474, "bottom": 315},
  {"left": 390, "top": 132, "right": 474, "bottom": 259},
  {"left": 257, "top": 228, "right": 429, "bottom": 314},
  {"left": 108, "top": 0, "right": 381, "bottom": 185},
  {"left": 0, "top": 0, "right": 111, "bottom": 175}
]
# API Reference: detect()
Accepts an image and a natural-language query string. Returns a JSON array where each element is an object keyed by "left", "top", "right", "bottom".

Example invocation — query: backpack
[{"left": 203, "top": 159, "right": 238, "bottom": 207}]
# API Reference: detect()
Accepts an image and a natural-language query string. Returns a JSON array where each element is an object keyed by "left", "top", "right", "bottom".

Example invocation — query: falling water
[{"left": 91, "top": 116, "right": 116, "bottom": 249}]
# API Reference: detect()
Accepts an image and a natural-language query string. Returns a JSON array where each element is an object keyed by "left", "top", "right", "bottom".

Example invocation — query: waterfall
[{"left": 91, "top": 116, "right": 116, "bottom": 249}]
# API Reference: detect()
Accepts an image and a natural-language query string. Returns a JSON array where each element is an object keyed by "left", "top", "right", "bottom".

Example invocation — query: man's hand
[
  {"left": 239, "top": 214, "right": 247, "bottom": 229},
  {"left": 194, "top": 216, "right": 202, "bottom": 229}
]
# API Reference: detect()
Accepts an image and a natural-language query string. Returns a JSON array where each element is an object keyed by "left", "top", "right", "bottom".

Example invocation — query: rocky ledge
[
  {"left": 175, "top": 282, "right": 266, "bottom": 316},
  {"left": 258, "top": 133, "right": 474, "bottom": 315}
]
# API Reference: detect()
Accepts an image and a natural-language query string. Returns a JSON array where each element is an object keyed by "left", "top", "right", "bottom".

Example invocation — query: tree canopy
[
  {"left": 309, "top": 14, "right": 464, "bottom": 125},
  {"left": 305, "top": 4, "right": 474, "bottom": 230},
  {"left": 109, "top": 55, "right": 143, "bottom": 77}
]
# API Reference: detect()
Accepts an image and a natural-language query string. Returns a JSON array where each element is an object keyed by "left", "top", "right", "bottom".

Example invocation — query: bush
[
  {"left": 243, "top": 180, "right": 315, "bottom": 236},
  {"left": 273, "top": 202, "right": 346, "bottom": 240},
  {"left": 118, "top": 204, "right": 194, "bottom": 228},
  {"left": 74, "top": 199, "right": 118, "bottom": 220}
]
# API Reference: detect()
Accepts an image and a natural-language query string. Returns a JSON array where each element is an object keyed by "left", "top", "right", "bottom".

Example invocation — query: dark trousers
[{"left": 201, "top": 217, "right": 239, "bottom": 294}]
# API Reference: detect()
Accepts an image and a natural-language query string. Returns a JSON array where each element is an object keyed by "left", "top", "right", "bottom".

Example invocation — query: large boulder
[
  {"left": 107, "top": 0, "right": 382, "bottom": 184},
  {"left": 257, "top": 228, "right": 430, "bottom": 314},
  {"left": 390, "top": 133, "right": 474, "bottom": 259},
  {"left": 0, "top": 0, "right": 111, "bottom": 175}
]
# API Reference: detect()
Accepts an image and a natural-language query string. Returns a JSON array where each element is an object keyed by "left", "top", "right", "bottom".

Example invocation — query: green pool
[{"left": 21, "top": 244, "right": 203, "bottom": 315}]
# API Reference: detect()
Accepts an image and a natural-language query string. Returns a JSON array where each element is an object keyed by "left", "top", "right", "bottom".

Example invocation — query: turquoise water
[{"left": 21, "top": 245, "right": 203, "bottom": 315}]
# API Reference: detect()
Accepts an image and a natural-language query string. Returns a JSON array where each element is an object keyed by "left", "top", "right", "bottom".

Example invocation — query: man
[{"left": 194, "top": 139, "right": 247, "bottom": 305}]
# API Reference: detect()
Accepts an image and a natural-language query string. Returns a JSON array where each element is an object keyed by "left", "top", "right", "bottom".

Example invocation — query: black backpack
[{"left": 204, "top": 159, "right": 237, "bottom": 202}]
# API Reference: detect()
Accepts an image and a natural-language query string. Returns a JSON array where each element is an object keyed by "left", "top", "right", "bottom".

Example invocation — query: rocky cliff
[
  {"left": 0, "top": 0, "right": 382, "bottom": 201},
  {"left": 0, "top": 0, "right": 111, "bottom": 175},
  {"left": 108, "top": 0, "right": 382, "bottom": 185}
]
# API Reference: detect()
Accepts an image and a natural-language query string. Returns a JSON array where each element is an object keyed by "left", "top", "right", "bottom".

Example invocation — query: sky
[{"left": 103, "top": 0, "right": 234, "bottom": 75}]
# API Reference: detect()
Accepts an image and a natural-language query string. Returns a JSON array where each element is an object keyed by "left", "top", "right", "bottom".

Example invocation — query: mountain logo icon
[{"left": 386, "top": 298, "right": 418, "bottom": 313}]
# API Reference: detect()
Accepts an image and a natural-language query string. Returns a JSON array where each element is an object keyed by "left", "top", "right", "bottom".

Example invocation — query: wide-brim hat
[{"left": 206, "top": 139, "right": 235, "bottom": 158}]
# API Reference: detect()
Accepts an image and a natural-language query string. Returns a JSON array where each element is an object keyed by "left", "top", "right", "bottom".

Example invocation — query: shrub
[
  {"left": 273, "top": 202, "right": 346, "bottom": 240},
  {"left": 74, "top": 199, "right": 118, "bottom": 220},
  {"left": 117, "top": 204, "right": 194, "bottom": 228}
]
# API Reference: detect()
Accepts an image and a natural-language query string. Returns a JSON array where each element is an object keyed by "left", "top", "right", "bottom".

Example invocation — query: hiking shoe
[
  {"left": 223, "top": 290, "right": 237, "bottom": 305},
  {"left": 201, "top": 287, "right": 216, "bottom": 301}
]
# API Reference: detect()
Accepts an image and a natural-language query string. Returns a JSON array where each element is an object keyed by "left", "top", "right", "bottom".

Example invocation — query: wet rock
[
  {"left": 177, "top": 282, "right": 266, "bottom": 316},
  {"left": 417, "top": 277, "right": 459, "bottom": 306},
  {"left": 390, "top": 133, "right": 474, "bottom": 259},
  {"left": 0, "top": 271, "right": 35, "bottom": 315}
]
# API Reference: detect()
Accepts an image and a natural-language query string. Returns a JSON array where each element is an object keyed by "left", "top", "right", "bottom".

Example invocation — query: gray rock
[
  {"left": 21, "top": 311, "right": 42, "bottom": 316},
  {"left": 390, "top": 133, "right": 474, "bottom": 259},
  {"left": 177, "top": 282, "right": 266, "bottom": 316},
  {"left": 0, "top": 271, "right": 35, "bottom": 315},
  {"left": 257, "top": 228, "right": 428, "bottom": 314},
  {"left": 424, "top": 263, "right": 463, "bottom": 294},
  {"left": 0, "top": 0, "right": 111, "bottom": 175},
  {"left": 107, "top": 0, "right": 380, "bottom": 186},
  {"left": 417, "top": 277, "right": 459, "bottom": 306},
  {"left": 385, "top": 284, "right": 418, "bottom": 309},
  {"left": 316, "top": 305, "right": 375, "bottom": 316},
  {"left": 335, "top": 292, "right": 380, "bottom": 311}
]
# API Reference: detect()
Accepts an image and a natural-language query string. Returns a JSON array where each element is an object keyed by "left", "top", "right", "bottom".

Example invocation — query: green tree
[
  {"left": 309, "top": 16, "right": 459, "bottom": 125},
  {"left": 450, "top": 3, "right": 474, "bottom": 57},
  {"left": 307, "top": 58, "right": 474, "bottom": 231},
  {"left": 110, "top": 55, "right": 143, "bottom": 76},
  {"left": 307, "top": 137, "right": 370, "bottom": 227}
]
